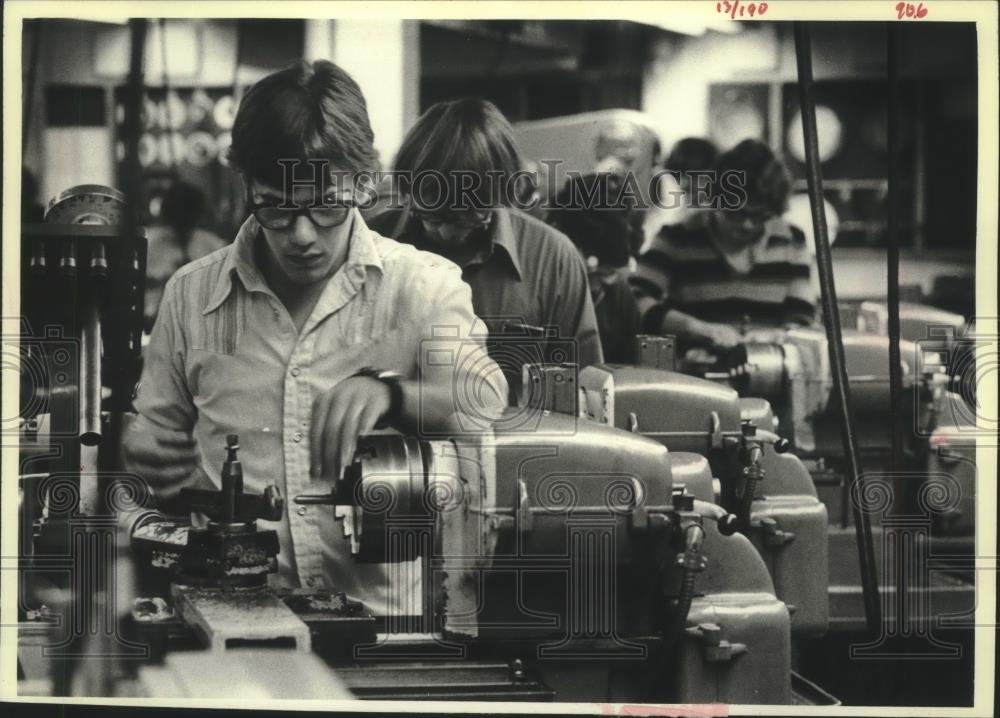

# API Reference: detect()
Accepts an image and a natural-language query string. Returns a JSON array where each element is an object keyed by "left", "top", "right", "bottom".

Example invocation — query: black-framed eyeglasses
[
  {"left": 411, "top": 207, "right": 493, "bottom": 232},
  {"left": 248, "top": 195, "right": 355, "bottom": 230}
]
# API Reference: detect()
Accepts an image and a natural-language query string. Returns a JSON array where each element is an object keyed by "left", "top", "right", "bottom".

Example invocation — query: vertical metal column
[
  {"left": 793, "top": 22, "right": 882, "bottom": 635},
  {"left": 887, "top": 24, "right": 906, "bottom": 506},
  {"left": 885, "top": 23, "right": 911, "bottom": 652}
]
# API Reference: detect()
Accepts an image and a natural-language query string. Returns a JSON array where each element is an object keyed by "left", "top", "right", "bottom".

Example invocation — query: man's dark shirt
[
  {"left": 369, "top": 207, "right": 604, "bottom": 397},
  {"left": 589, "top": 266, "right": 642, "bottom": 364}
]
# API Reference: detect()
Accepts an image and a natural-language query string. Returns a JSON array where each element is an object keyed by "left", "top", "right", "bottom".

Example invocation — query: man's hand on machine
[
  {"left": 309, "top": 374, "right": 394, "bottom": 482},
  {"left": 661, "top": 309, "right": 743, "bottom": 350},
  {"left": 695, "top": 319, "right": 743, "bottom": 350},
  {"left": 742, "top": 327, "right": 789, "bottom": 345}
]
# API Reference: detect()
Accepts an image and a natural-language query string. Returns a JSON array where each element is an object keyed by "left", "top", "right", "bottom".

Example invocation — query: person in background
[
  {"left": 630, "top": 139, "right": 818, "bottom": 352},
  {"left": 592, "top": 120, "right": 650, "bottom": 259},
  {"left": 548, "top": 172, "right": 642, "bottom": 364},
  {"left": 143, "top": 181, "right": 227, "bottom": 330},
  {"left": 594, "top": 119, "right": 643, "bottom": 176},
  {"left": 368, "top": 98, "right": 603, "bottom": 400},
  {"left": 642, "top": 137, "right": 719, "bottom": 253},
  {"left": 124, "top": 60, "right": 507, "bottom": 616}
]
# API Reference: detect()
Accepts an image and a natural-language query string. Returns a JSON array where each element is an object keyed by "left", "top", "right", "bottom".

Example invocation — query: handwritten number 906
[{"left": 896, "top": 2, "right": 928, "bottom": 19}]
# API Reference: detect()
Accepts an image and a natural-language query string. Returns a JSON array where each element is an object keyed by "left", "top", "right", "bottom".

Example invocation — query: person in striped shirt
[{"left": 629, "top": 139, "right": 818, "bottom": 351}]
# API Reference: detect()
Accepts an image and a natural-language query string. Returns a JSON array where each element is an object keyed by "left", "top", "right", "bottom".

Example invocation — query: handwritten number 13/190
[
  {"left": 896, "top": 2, "right": 928, "bottom": 19},
  {"left": 716, "top": 1, "right": 768, "bottom": 19}
]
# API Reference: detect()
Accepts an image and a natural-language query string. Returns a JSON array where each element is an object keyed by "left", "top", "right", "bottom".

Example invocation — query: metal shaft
[
  {"left": 79, "top": 301, "right": 102, "bottom": 447},
  {"left": 794, "top": 22, "right": 882, "bottom": 636},
  {"left": 294, "top": 493, "right": 337, "bottom": 506}
]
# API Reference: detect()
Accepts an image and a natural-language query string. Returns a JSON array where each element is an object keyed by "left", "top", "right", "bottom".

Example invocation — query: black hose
[
  {"left": 793, "top": 22, "right": 882, "bottom": 636},
  {"left": 673, "top": 567, "right": 698, "bottom": 638},
  {"left": 645, "top": 519, "right": 708, "bottom": 701},
  {"left": 886, "top": 24, "right": 905, "bottom": 502},
  {"left": 740, "top": 458, "right": 761, "bottom": 535},
  {"left": 671, "top": 523, "right": 705, "bottom": 641}
]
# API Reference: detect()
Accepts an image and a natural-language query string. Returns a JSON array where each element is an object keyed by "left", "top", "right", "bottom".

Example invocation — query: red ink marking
[
  {"left": 895, "top": 2, "right": 928, "bottom": 19},
  {"left": 716, "top": 0, "right": 768, "bottom": 19}
]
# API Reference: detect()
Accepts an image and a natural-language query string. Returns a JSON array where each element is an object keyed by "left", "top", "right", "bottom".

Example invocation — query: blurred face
[
  {"left": 595, "top": 122, "right": 642, "bottom": 170},
  {"left": 248, "top": 179, "right": 356, "bottom": 287},
  {"left": 713, "top": 203, "right": 775, "bottom": 249},
  {"left": 412, "top": 206, "right": 493, "bottom": 247},
  {"left": 678, "top": 175, "right": 695, "bottom": 201}
]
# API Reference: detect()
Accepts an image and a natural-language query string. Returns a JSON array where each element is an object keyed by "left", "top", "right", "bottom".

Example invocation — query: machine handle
[{"left": 691, "top": 499, "right": 739, "bottom": 536}]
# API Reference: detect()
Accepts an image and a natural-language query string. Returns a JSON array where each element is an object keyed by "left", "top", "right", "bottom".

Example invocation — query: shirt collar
[
  {"left": 401, "top": 207, "right": 523, "bottom": 281},
  {"left": 487, "top": 209, "right": 524, "bottom": 280},
  {"left": 203, "top": 209, "right": 384, "bottom": 316}
]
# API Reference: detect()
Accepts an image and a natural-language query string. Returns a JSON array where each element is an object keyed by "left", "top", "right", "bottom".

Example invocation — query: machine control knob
[
  {"left": 773, "top": 437, "right": 792, "bottom": 454},
  {"left": 716, "top": 513, "right": 739, "bottom": 536}
]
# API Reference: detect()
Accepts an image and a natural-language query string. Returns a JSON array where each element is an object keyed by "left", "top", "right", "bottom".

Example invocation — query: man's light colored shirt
[{"left": 125, "top": 211, "right": 508, "bottom": 614}]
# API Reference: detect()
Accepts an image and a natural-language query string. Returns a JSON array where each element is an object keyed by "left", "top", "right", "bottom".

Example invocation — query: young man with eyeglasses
[
  {"left": 123, "top": 61, "right": 508, "bottom": 614},
  {"left": 368, "top": 99, "right": 603, "bottom": 399},
  {"left": 630, "top": 139, "right": 819, "bottom": 352}
]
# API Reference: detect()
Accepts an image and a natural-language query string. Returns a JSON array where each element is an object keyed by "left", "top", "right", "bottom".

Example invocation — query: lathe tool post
[{"left": 220, "top": 434, "right": 243, "bottom": 523}]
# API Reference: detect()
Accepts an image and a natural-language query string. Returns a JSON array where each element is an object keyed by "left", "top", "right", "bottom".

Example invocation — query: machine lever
[{"left": 690, "top": 499, "right": 739, "bottom": 536}]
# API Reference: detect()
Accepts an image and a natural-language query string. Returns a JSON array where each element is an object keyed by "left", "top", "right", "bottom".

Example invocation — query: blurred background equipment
[
  {"left": 143, "top": 181, "right": 226, "bottom": 330},
  {"left": 18, "top": 182, "right": 148, "bottom": 695}
]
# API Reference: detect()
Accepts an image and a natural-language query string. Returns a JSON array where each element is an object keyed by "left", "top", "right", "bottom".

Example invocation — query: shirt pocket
[
  {"left": 313, "top": 326, "right": 418, "bottom": 377},
  {"left": 189, "top": 292, "right": 247, "bottom": 355}
]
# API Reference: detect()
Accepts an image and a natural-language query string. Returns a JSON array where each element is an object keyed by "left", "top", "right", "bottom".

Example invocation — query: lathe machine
[{"left": 15, "top": 187, "right": 840, "bottom": 704}]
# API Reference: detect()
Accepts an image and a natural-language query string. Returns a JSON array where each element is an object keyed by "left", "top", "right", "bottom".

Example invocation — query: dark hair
[
  {"left": 228, "top": 60, "right": 378, "bottom": 189},
  {"left": 160, "top": 181, "right": 206, "bottom": 231},
  {"left": 664, "top": 137, "right": 718, "bottom": 176},
  {"left": 548, "top": 173, "right": 634, "bottom": 268},
  {"left": 713, "top": 139, "right": 791, "bottom": 215},
  {"left": 393, "top": 98, "right": 523, "bottom": 212}
]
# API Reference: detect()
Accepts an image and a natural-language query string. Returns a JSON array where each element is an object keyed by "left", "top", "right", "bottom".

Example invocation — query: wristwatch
[{"left": 353, "top": 367, "right": 405, "bottom": 426}]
